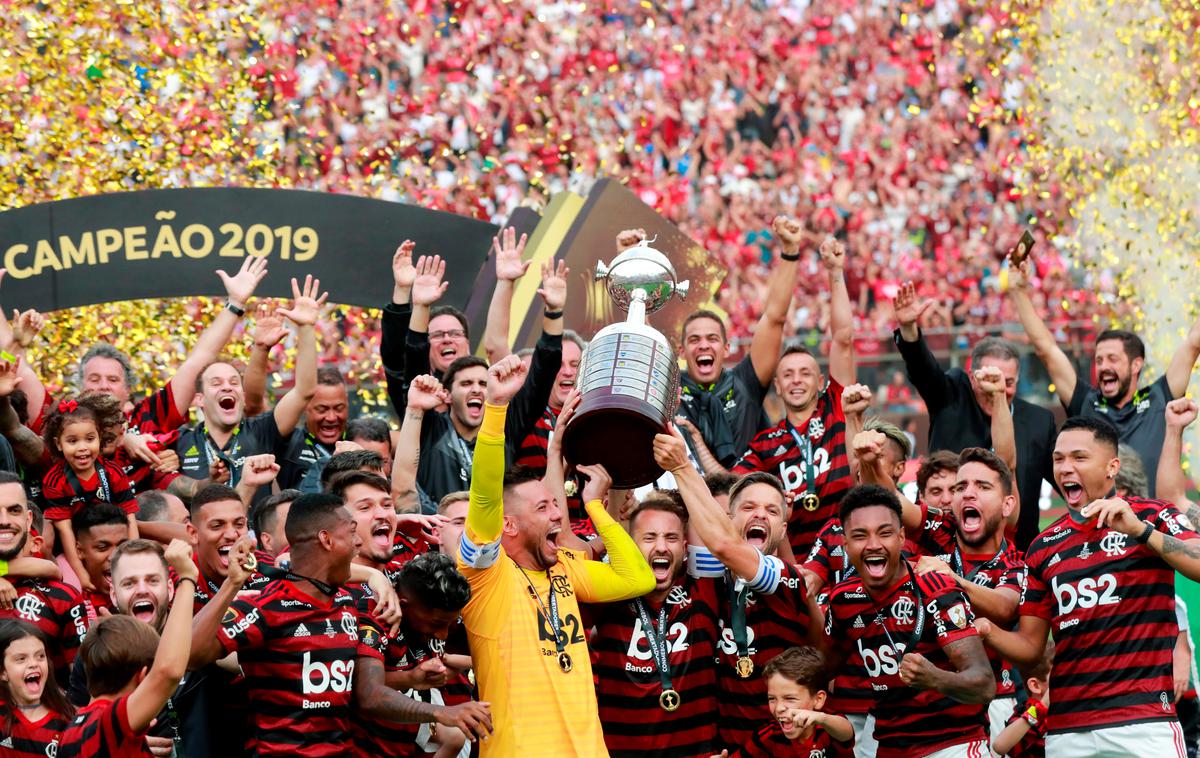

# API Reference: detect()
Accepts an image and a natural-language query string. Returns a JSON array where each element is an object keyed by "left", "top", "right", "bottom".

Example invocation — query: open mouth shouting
[
  {"left": 217, "top": 393, "right": 238, "bottom": 413},
  {"left": 649, "top": 554, "right": 674, "bottom": 584},
  {"left": 959, "top": 505, "right": 983, "bottom": 535},
  {"left": 21, "top": 669, "right": 44, "bottom": 699},
  {"left": 694, "top": 354, "right": 716, "bottom": 375},
  {"left": 464, "top": 395, "right": 485, "bottom": 421},
  {"left": 1097, "top": 370, "right": 1120, "bottom": 398},
  {"left": 1062, "top": 481, "right": 1085, "bottom": 508},
  {"left": 217, "top": 544, "right": 234, "bottom": 570},
  {"left": 545, "top": 525, "right": 562, "bottom": 557},
  {"left": 744, "top": 521, "right": 769, "bottom": 549},
  {"left": 862, "top": 552, "right": 889, "bottom": 580},
  {"left": 370, "top": 520, "right": 394, "bottom": 553},
  {"left": 130, "top": 597, "right": 158, "bottom": 624}
]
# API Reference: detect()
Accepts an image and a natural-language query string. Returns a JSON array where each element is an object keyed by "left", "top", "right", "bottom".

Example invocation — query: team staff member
[
  {"left": 1008, "top": 256, "right": 1200, "bottom": 492},
  {"left": 458, "top": 355, "right": 654, "bottom": 757},
  {"left": 670, "top": 217, "right": 803, "bottom": 467},
  {"left": 826, "top": 485, "right": 995, "bottom": 757},
  {"left": 589, "top": 497, "right": 721, "bottom": 757},
  {"left": 654, "top": 428, "right": 823, "bottom": 749},
  {"left": 892, "top": 283, "right": 1056, "bottom": 550},
  {"left": 978, "top": 417, "right": 1200, "bottom": 757}
]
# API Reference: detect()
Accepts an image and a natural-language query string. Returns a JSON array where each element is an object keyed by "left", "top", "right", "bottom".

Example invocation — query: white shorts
[
  {"left": 987, "top": 697, "right": 1017, "bottom": 754},
  {"left": 923, "top": 738, "right": 989, "bottom": 758},
  {"left": 1045, "top": 720, "right": 1187, "bottom": 758},
  {"left": 846, "top": 712, "right": 878, "bottom": 758}
]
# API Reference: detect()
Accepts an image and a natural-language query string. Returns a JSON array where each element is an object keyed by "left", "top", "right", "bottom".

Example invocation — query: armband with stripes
[
  {"left": 748, "top": 552, "right": 784, "bottom": 595},
  {"left": 459, "top": 533, "right": 501, "bottom": 569},
  {"left": 687, "top": 545, "right": 725, "bottom": 578}
]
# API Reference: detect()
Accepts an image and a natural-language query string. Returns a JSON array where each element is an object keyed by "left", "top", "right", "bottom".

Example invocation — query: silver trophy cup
[{"left": 561, "top": 240, "right": 689, "bottom": 488}]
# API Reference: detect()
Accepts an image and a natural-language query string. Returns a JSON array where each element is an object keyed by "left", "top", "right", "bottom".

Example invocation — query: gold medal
[
  {"left": 735, "top": 656, "right": 754, "bottom": 679},
  {"left": 558, "top": 651, "right": 573, "bottom": 673},
  {"left": 659, "top": 689, "right": 681, "bottom": 712},
  {"left": 800, "top": 492, "right": 820, "bottom": 512},
  {"left": 242, "top": 553, "right": 258, "bottom": 572}
]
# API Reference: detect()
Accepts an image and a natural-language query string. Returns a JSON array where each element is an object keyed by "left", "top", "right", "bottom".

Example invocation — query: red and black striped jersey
[
  {"left": 0, "top": 578, "right": 93, "bottom": 677},
  {"left": 126, "top": 384, "right": 187, "bottom": 438},
  {"left": 826, "top": 567, "right": 986, "bottom": 757},
  {"left": 192, "top": 561, "right": 271, "bottom": 613},
  {"left": 111, "top": 445, "right": 181, "bottom": 496},
  {"left": 41, "top": 459, "right": 137, "bottom": 522},
  {"left": 589, "top": 576, "right": 721, "bottom": 757},
  {"left": 709, "top": 561, "right": 814, "bottom": 749},
  {"left": 1020, "top": 497, "right": 1198, "bottom": 734},
  {"left": 911, "top": 504, "right": 1026, "bottom": 698},
  {"left": 729, "top": 720, "right": 853, "bottom": 757},
  {"left": 217, "top": 579, "right": 368, "bottom": 756},
  {"left": 514, "top": 405, "right": 558, "bottom": 472},
  {"left": 59, "top": 694, "right": 149, "bottom": 757},
  {"left": 1003, "top": 697, "right": 1047, "bottom": 758},
  {"left": 732, "top": 378, "right": 852, "bottom": 558},
  {"left": 2, "top": 708, "right": 70, "bottom": 758},
  {"left": 392, "top": 529, "right": 431, "bottom": 564},
  {"left": 348, "top": 573, "right": 419, "bottom": 758},
  {"left": 82, "top": 588, "right": 115, "bottom": 616},
  {"left": 800, "top": 519, "right": 872, "bottom": 716}
]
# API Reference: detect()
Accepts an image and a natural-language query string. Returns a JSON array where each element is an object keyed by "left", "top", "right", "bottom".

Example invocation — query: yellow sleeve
[
  {"left": 459, "top": 403, "right": 508, "bottom": 567},
  {"left": 574, "top": 499, "right": 655, "bottom": 603}
]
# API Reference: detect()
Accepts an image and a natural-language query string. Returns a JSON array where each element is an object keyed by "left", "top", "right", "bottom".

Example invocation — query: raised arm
[
  {"left": 820, "top": 236, "right": 856, "bottom": 387},
  {"left": 749, "top": 216, "right": 803, "bottom": 386},
  {"left": 841, "top": 384, "right": 872, "bottom": 482},
  {"left": 892, "top": 282, "right": 953, "bottom": 413},
  {"left": 394, "top": 376, "right": 447, "bottom": 511},
  {"left": 481, "top": 228, "right": 530, "bottom": 362},
  {"left": 975, "top": 366, "right": 1021, "bottom": 525},
  {"left": 271, "top": 276, "right": 326, "bottom": 437},
  {"left": 1158, "top": 399, "right": 1197, "bottom": 506},
  {"left": 1006, "top": 260, "right": 1077, "bottom": 406},
  {"left": 170, "top": 257, "right": 268, "bottom": 417},
  {"left": 188, "top": 539, "right": 254, "bottom": 669},
  {"left": 128, "top": 540, "right": 198, "bottom": 732},
  {"left": 0, "top": 275, "right": 48, "bottom": 425},
  {"left": 654, "top": 426, "right": 767, "bottom": 584},
  {"left": 408, "top": 255, "right": 450, "bottom": 337},
  {"left": 899, "top": 636, "right": 995, "bottom": 705},
  {"left": 675, "top": 415, "right": 728, "bottom": 475},
  {"left": 854, "top": 429, "right": 922, "bottom": 531},
  {"left": 573, "top": 463, "right": 654, "bottom": 602},
  {"left": 381, "top": 243, "right": 417, "bottom": 414},
  {"left": 1166, "top": 311, "right": 1200, "bottom": 399},
  {"left": 464, "top": 357, "right": 527, "bottom": 549},
  {"left": 242, "top": 303, "right": 288, "bottom": 418},
  {"left": 0, "top": 359, "right": 44, "bottom": 465},
  {"left": 235, "top": 454, "right": 280, "bottom": 510}
]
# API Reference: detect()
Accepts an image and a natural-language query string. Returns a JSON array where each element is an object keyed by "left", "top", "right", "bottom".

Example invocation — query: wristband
[
  {"left": 0, "top": 559, "right": 7, "bottom": 577},
  {"left": 175, "top": 576, "right": 198, "bottom": 591},
  {"left": 1136, "top": 520, "right": 1155, "bottom": 544},
  {"left": 225, "top": 300, "right": 246, "bottom": 317},
  {"left": 780, "top": 251, "right": 801, "bottom": 262},
  {"left": 0, "top": 351, "right": 15, "bottom": 363},
  {"left": 544, "top": 309, "right": 564, "bottom": 320}
]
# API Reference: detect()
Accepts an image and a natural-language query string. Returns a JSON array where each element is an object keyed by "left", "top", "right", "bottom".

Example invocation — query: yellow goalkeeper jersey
[{"left": 458, "top": 403, "right": 654, "bottom": 757}]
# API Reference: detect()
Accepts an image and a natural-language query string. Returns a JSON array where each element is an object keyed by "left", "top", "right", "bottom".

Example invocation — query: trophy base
[{"left": 561, "top": 394, "right": 669, "bottom": 490}]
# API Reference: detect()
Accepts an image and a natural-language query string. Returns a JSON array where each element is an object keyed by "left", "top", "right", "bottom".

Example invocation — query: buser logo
[{"left": 302, "top": 652, "right": 354, "bottom": 695}]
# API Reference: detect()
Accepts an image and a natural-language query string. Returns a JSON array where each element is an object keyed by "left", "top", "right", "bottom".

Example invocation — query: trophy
[{"left": 562, "top": 239, "right": 689, "bottom": 488}]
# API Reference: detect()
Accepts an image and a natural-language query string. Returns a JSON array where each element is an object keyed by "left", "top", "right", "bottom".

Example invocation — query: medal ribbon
[
  {"left": 952, "top": 539, "right": 1008, "bottom": 583},
  {"left": 729, "top": 578, "right": 752, "bottom": 660},
  {"left": 64, "top": 464, "right": 112, "bottom": 504},
  {"left": 203, "top": 424, "right": 242, "bottom": 486},
  {"left": 786, "top": 422, "right": 817, "bottom": 499},
  {"left": 633, "top": 598, "right": 675, "bottom": 696},
  {"left": 871, "top": 561, "right": 926, "bottom": 656},
  {"left": 519, "top": 566, "right": 566, "bottom": 657}
]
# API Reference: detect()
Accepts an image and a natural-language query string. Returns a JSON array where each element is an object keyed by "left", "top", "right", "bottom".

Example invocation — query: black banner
[{"left": 0, "top": 188, "right": 499, "bottom": 311}]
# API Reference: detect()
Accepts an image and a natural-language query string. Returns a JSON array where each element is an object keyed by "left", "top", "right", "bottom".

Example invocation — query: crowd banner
[{"left": 0, "top": 188, "right": 499, "bottom": 312}]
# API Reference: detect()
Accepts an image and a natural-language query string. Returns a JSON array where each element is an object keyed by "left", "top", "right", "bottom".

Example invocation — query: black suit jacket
[{"left": 896, "top": 330, "right": 1058, "bottom": 550}]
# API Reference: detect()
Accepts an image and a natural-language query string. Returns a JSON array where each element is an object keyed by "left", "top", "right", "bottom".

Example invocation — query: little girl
[
  {"left": 41, "top": 395, "right": 137, "bottom": 592},
  {"left": 0, "top": 620, "right": 74, "bottom": 758}
]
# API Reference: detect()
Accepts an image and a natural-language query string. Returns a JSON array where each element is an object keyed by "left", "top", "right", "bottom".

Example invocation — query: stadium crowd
[{"left": 3, "top": 2, "right": 1197, "bottom": 758}]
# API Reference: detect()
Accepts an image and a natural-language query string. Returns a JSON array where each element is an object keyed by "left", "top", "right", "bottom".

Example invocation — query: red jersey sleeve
[
  {"left": 41, "top": 464, "right": 76, "bottom": 522},
  {"left": 102, "top": 460, "right": 137, "bottom": 515}
]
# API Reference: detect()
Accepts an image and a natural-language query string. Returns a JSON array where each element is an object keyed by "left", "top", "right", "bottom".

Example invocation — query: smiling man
[
  {"left": 71, "top": 504, "right": 131, "bottom": 614},
  {"left": 185, "top": 484, "right": 270, "bottom": 610},
  {"left": 978, "top": 416, "right": 1200, "bottom": 757},
  {"left": 278, "top": 368, "right": 352, "bottom": 491},
  {"left": 589, "top": 496, "right": 721, "bottom": 757},
  {"left": 825, "top": 484, "right": 995, "bottom": 758}
]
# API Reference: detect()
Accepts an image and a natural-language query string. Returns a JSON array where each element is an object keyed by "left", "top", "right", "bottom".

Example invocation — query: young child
[
  {"left": 0, "top": 619, "right": 74, "bottom": 758},
  {"left": 57, "top": 538, "right": 197, "bottom": 757},
  {"left": 40, "top": 395, "right": 137, "bottom": 592},
  {"left": 992, "top": 639, "right": 1052, "bottom": 758},
  {"left": 722, "top": 646, "right": 855, "bottom": 757}
]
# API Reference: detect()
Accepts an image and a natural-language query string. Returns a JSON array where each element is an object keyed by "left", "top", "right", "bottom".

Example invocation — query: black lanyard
[
  {"left": 64, "top": 464, "right": 112, "bottom": 504},
  {"left": 786, "top": 421, "right": 817, "bottom": 495},
  {"left": 450, "top": 433, "right": 473, "bottom": 484},
  {"left": 634, "top": 598, "right": 675, "bottom": 694},
  {"left": 260, "top": 563, "right": 339, "bottom": 597},
  {"left": 871, "top": 561, "right": 926, "bottom": 656},
  {"left": 203, "top": 425, "right": 241, "bottom": 486},
  {"left": 952, "top": 539, "right": 1008, "bottom": 583},
  {"left": 519, "top": 565, "right": 564, "bottom": 654},
  {"left": 307, "top": 433, "right": 333, "bottom": 463}
]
